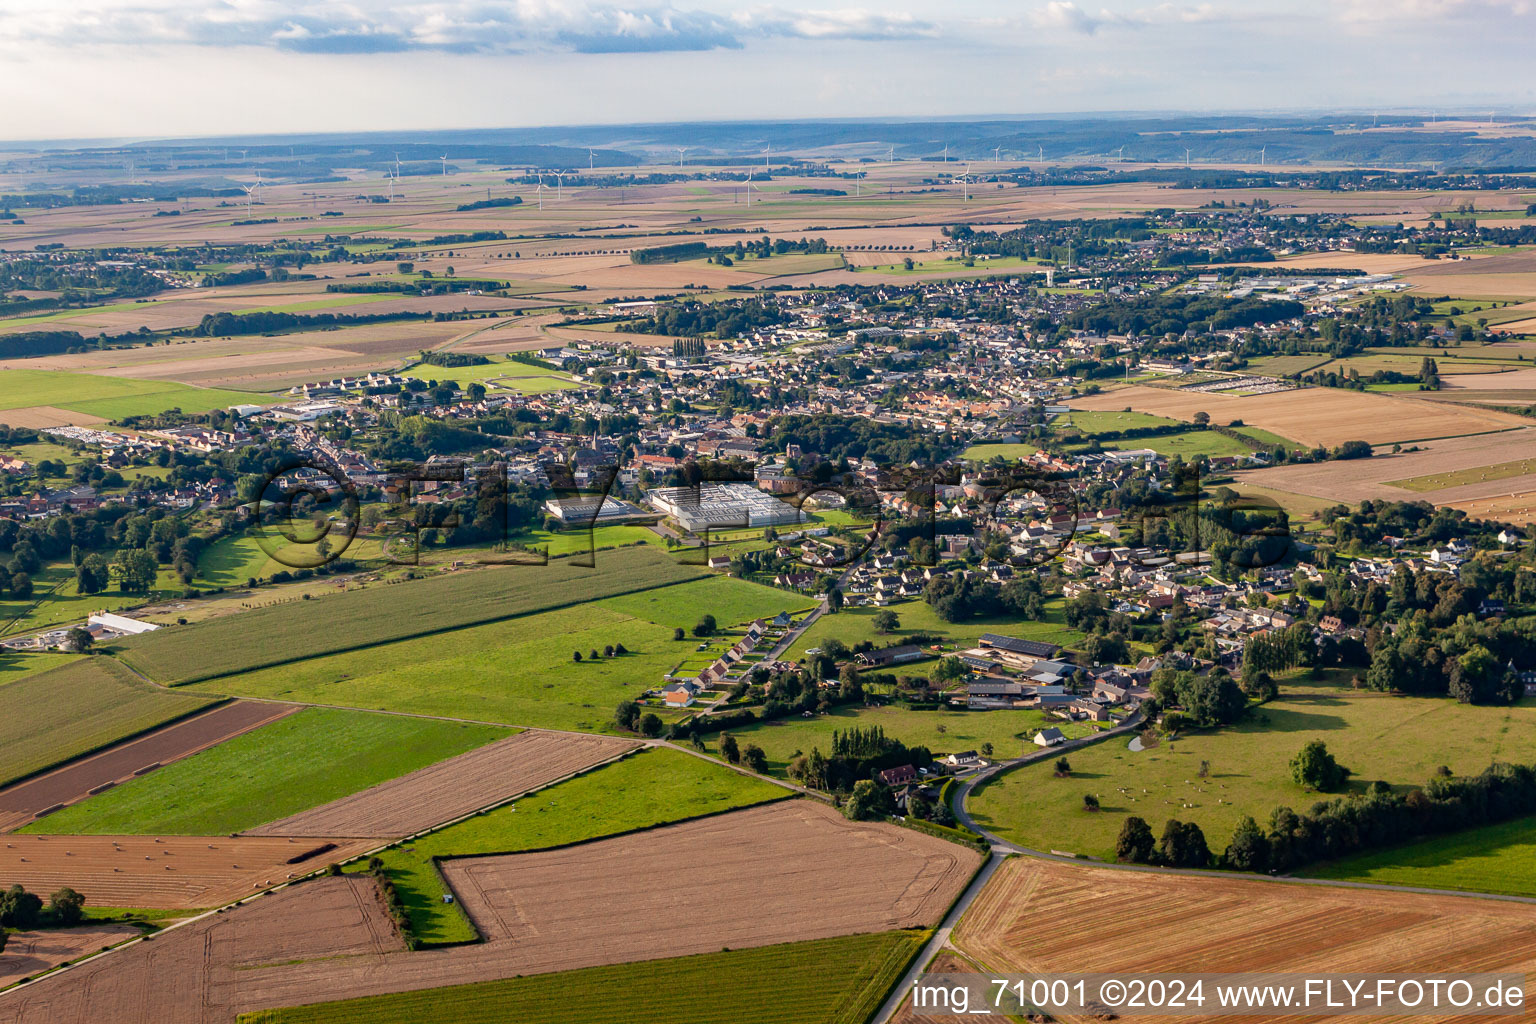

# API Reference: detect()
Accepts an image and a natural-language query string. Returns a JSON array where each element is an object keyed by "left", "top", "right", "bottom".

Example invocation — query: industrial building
[{"left": 646, "top": 482, "right": 805, "bottom": 533}]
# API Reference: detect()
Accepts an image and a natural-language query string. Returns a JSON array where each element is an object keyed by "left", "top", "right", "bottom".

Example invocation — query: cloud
[
  {"left": 0, "top": 1, "right": 934, "bottom": 56},
  {"left": 1031, "top": 1, "right": 1105, "bottom": 33}
]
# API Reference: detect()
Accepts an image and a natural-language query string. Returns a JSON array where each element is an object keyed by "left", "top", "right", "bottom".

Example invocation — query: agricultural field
[
  {"left": 115, "top": 545, "right": 707, "bottom": 685},
  {"left": 953, "top": 856, "right": 1536, "bottom": 1024},
  {"left": 1302, "top": 815, "right": 1536, "bottom": 897},
  {"left": 967, "top": 677, "right": 1536, "bottom": 862},
  {"left": 0, "top": 833, "right": 381, "bottom": 910},
  {"left": 1069, "top": 383, "right": 1529, "bottom": 447},
  {"left": 1134, "top": 429, "right": 1256, "bottom": 460},
  {"left": 236, "top": 930, "right": 926, "bottom": 1024},
  {"left": 702, "top": 703, "right": 1096, "bottom": 778},
  {"left": 0, "top": 559, "right": 187, "bottom": 639},
  {"left": 789, "top": 599, "right": 1087, "bottom": 664},
  {"left": 599, "top": 573, "right": 814, "bottom": 631},
  {"left": 370, "top": 746, "right": 788, "bottom": 944},
  {"left": 502, "top": 525, "right": 663, "bottom": 557},
  {"left": 0, "top": 368, "right": 269, "bottom": 427},
  {"left": 958, "top": 442, "right": 1043, "bottom": 461},
  {"left": 0, "top": 924, "right": 141, "bottom": 990},
  {"left": 1387, "top": 454, "right": 1536, "bottom": 492},
  {"left": 1058, "top": 410, "right": 1182, "bottom": 433},
  {"left": 184, "top": 604, "right": 689, "bottom": 732},
  {"left": 0, "top": 656, "right": 216, "bottom": 788},
  {"left": 23, "top": 708, "right": 509, "bottom": 835},
  {"left": 0, "top": 700, "right": 294, "bottom": 831},
  {"left": 247, "top": 730, "right": 636, "bottom": 841},
  {"left": 1244, "top": 354, "right": 1333, "bottom": 376}
]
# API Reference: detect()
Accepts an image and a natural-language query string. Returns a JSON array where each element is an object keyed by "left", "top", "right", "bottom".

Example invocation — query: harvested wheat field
[
  {"left": 891, "top": 950, "right": 1013, "bottom": 1024},
  {"left": 1071, "top": 385, "right": 1528, "bottom": 447},
  {"left": 0, "top": 835, "right": 378, "bottom": 909},
  {"left": 0, "top": 701, "right": 297, "bottom": 833},
  {"left": 438, "top": 798, "right": 977, "bottom": 967},
  {"left": 0, "top": 876, "right": 402, "bottom": 1024},
  {"left": 0, "top": 407, "right": 107, "bottom": 429},
  {"left": 0, "top": 924, "right": 140, "bottom": 990},
  {"left": 243, "top": 730, "right": 637, "bottom": 839},
  {"left": 1231, "top": 426, "right": 1536, "bottom": 506},
  {"left": 955, "top": 857, "right": 1536, "bottom": 1024}
]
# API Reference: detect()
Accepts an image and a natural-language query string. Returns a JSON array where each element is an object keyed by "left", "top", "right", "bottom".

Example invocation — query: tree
[
  {"left": 1290, "top": 739, "right": 1349, "bottom": 792},
  {"left": 112, "top": 548, "right": 158, "bottom": 593},
  {"left": 980, "top": 742, "right": 994, "bottom": 757},
  {"left": 10, "top": 571, "right": 31, "bottom": 600},
  {"left": 1082, "top": 793, "right": 1100, "bottom": 811},
  {"left": 572, "top": 650, "right": 582, "bottom": 662},
  {"left": 47, "top": 887, "right": 85, "bottom": 926},
  {"left": 872, "top": 610, "right": 901, "bottom": 635},
  {"left": 826, "top": 587, "right": 843, "bottom": 613},
  {"left": 719, "top": 732, "right": 741, "bottom": 763},
  {"left": 64, "top": 627, "right": 93, "bottom": 654},
  {"left": 638, "top": 712, "right": 663, "bottom": 738},
  {"left": 843, "top": 779, "right": 895, "bottom": 821},
  {"left": 1115, "top": 816, "right": 1156, "bottom": 863},
  {"left": 0, "top": 885, "right": 42, "bottom": 929},
  {"left": 693, "top": 614, "right": 717, "bottom": 638},
  {"left": 1224, "top": 815, "right": 1269, "bottom": 872},
  {"left": 614, "top": 700, "right": 641, "bottom": 732},
  {"left": 1054, "top": 756, "right": 1071, "bottom": 776},
  {"left": 838, "top": 663, "right": 864, "bottom": 702},
  {"left": 1157, "top": 819, "right": 1210, "bottom": 868},
  {"left": 742, "top": 744, "right": 769, "bottom": 773},
  {"left": 673, "top": 627, "right": 686, "bottom": 641}
]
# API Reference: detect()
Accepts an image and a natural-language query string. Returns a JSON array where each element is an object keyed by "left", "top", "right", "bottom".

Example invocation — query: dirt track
[
  {"left": 0, "top": 702, "right": 297, "bottom": 833},
  {"left": 0, "top": 835, "right": 379, "bottom": 909},
  {"left": 0, "top": 801, "right": 978, "bottom": 1021},
  {"left": 243, "top": 730, "right": 637, "bottom": 839},
  {"left": 955, "top": 857, "right": 1536, "bottom": 1024}
]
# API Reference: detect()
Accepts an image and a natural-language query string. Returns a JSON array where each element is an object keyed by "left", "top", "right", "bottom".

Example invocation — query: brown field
[
  {"left": 0, "top": 834, "right": 379, "bottom": 909},
  {"left": 0, "top": 801, "right": 977, "bottom": 1022},
  {"left": 954, "top": 857, "right": 1536, "bottom": 1024},
  {"left": 0, "top": 407, "right": 107, "bottom": 429},
  {"left": 1404, "top": 253, "right": 1536, "bottom": 301},
  {"left": 0, "top": 700, "right": 296, "bottom": 833},
  {"left": 1070, "top": 385, "right": 1529, "bottom": 446},
  {"left": 0, "top": 924, "right": 140, "bottom": 990},
  {"left": 243, "top": 730, "right": 637, "bottom": 839},
  {"left": 1440, "top": 367, "right": 1536, "bottom": 391},
  {"left": 0, "top": 876, "right": 403, "bottom": 1023}
]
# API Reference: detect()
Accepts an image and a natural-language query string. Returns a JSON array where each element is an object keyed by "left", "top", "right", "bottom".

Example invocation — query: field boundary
[{"left": 129, "top": 570, "right": 709, "bottom": 688}]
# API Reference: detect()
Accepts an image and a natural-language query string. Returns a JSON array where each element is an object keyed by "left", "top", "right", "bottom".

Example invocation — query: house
[
  {"left": 877, "top": 764, "right": 918, "bottom": 788},
  {"left": 1033, "top": 727, "right": 1066, "bottom": 747},
  {"left": 978, "top": 634, "right": 1062, "bottom": 662},
  {"left": 1318, "top": 615, "right": 1345, "bottom": 634},
  {"left": 663, "top": 689, "right": 696, "bottom": 708},
  {"left": 942, "top": 750, "right": 985, "bottom": 771}
]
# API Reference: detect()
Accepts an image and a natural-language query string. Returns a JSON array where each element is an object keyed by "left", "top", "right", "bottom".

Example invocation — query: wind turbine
[
  {"left": 588, "top": 148, "right": 596, "bottom": 170},
  {"left": 676, "top": 146, "right": 688, "bottom": 167},
  {"left": 1116, "top": 145, "right": 1126, "bottom": 161},
  {"left": 1037, "top": 145, "right": 1043, "bottom": 162},
  {"left": 887, "top": 145, "right": 895, "bottom": 162},
  {"left": 1185, "top": 148, "right": 1192, "bottom": 169},
  {"left": 241, "top": 181, "right": 258, "bottom": 217},
  {"left": 745, "top": 170, "right": 762, "bottom": 207},
  {"left": 394, "top": 152, "right": 402, "bottom": 179},
  {"left": 1488, "top": 110, "right": 1496, "bottom": 126},
  {"left": 440, "top": 154, "right": 448, "bottom": 177},
  {"left": 1260, "top": 146, "right": 1267, "bottom": 167},
  {"left": 942, "top": 143, "right": 949, "bottom": 164},
  {"left": 959, "top": 162, "right": 971, "bottom": 202},
  {"left": 993, "top": 145, "right": 1001, "bottom": 163},
  {"left": 553, "top": 170, "right": 565, "bottom": 198},
  {"left": 535, "top": 182, "right": 548, "bottom": 210},
  {"left": 763, "top": 145, "right": 771, "bottom": 168},
  {"left": 386, "top": 167, "right": 397, "bottom": 202}
]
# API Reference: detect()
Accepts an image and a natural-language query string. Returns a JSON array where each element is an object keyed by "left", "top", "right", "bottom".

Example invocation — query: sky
[{"left": 1, "top": 0, "right": 1534, "bottom": 141}]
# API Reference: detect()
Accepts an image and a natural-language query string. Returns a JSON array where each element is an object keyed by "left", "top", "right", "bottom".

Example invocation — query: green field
[
  {"left": 237, "top": 929, "right": 927, "bottom": 1024},
  {"left": 503, "top": 526, "right": 664, "bottom": 557},
  {"left": 1245, "top": 354, "right": 1333, "bottom": 376},
  {"left": 401, "top": 357, "right": 583, "bottom": 394},
  {"left": 0, "top": 559, "right": 185, "bottom": 638},
  {"left": 1386, "top": 455, "right": 1536, "bottom": 493},
  {"left": 789, "top": 599, "right": 1087, "bottom": 664},
  {"left": 374, "top": 747, "right": 789, "bottom": 943},
  {"left": 116, "top": 545, "right": 706, "bottom": 685},
  {"left": 959, "top": 442, "right": 1043, "bottom": 461},
  {"left": 599, "top": 574, "right": 814, "bottom": 631},
  {"left": 968, "top": 677, "right": 1536, "bottom": 862},
  {"left": 855, "top": 255, "right": 1040, "bottom": 276},
  {"left": 0, "top": 369, "right": 270, "bottom": 420},
  {"left": 1135, "top": 429, "right": 1255, "bottom": 460},
  {"left": 1059, "top": 410, "right": 1183, "bottom": 433},
  {"left": 1230, "top": 426, "right": 1302, "bottom": 450},
  {"left": 1301, "top": 815, "right": 1536, "bottom": 897},
  {"left": 704, "top": 703, "right": 1096, "bottom": 779},
  {"left": 0, "top": 656, "right": 216, "bottom": 787},
  {"left": 24, "top": 707, "right": 509, "bottom": 835},
  {"left": 185, "top": 604, "right": 690, "bottom": 732}
]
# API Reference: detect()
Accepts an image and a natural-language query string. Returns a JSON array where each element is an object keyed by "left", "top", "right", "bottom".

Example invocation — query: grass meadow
[
  {"left": 24, "top": 707, "right": 509, "bottom": 835},
  {"left": 373, "top": 747, "right": 789, "bottom": 944},
  {"left": 236, "top": 929, "right": 927, "bottom": 1024},
  {"left": 116, "top": 545, "right": 706, "bottom": 685},
  {"left": 1301, "top": 815, "right": 1536, "bottom": 897},
  {"left": 185, "top": 604, "right": 691, "bottom": 732},
  {"left": 0, "top": 368, "right": 269, "bottom": 419},
  {"left": 968, "top": 677, "right": 1536, "bottom": 861}
]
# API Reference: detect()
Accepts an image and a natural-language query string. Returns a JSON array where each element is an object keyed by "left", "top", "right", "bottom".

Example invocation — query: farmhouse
[
  {"left": 1033, "top": 727, "right": 1066, "bottom": 747},
  {"left": 856, "top": 644, "right": 925, "bottom": 668}
]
